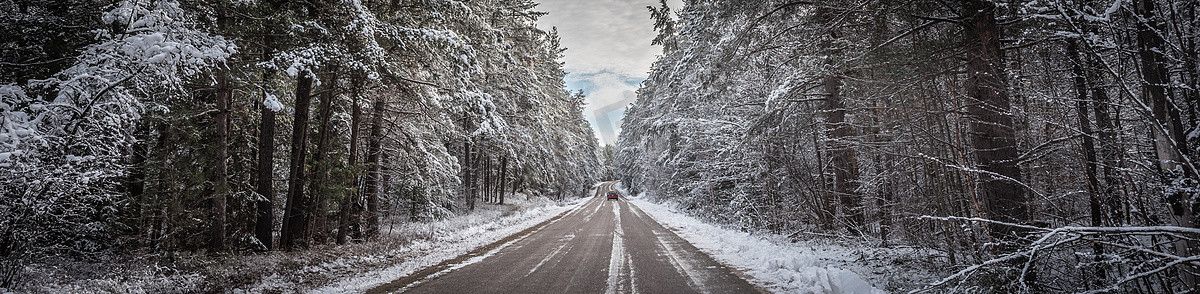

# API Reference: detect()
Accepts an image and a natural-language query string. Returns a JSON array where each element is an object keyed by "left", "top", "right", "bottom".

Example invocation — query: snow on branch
[{"left": 914, "top": 215, "right": 1200, "bottom": 293}]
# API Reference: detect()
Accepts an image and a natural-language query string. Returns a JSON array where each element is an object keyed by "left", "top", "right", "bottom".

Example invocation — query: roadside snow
[
  {"left": 22, "top": 194, "right": 587, "bottom": 293},
  {"left": 307, "top": 196, "right": 588, "bottom": 293},
  {"left": 626, "top": 196, "right": 887, "bottom": 294}
]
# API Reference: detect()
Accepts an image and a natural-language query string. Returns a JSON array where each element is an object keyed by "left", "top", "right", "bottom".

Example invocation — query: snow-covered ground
[
  {"left": 17, "top": 193, "right": 587, "bottom": 294},
  {"left": 623, "top": 190, "right": 944, "bottom": 294},
  {"left": 308, "top": 196, "right": 588, "bottom": 293}
]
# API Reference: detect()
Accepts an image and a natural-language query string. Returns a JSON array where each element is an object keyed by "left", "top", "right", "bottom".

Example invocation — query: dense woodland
[
  {"left": 8, "top": 0, "right": 1200, "bottom": 292},
  {"left": 0, "top": 0, "right": 600, "bottom": 287},
  {"left": 618, "top": 0, "right": 1200, "bottom": 292}
]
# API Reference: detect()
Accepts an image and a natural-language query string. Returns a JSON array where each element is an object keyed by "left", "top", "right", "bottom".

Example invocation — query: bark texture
[
  {"left": 282, "top": 72, "right": 314, "bottom": 250},
  {"left": 963, "top": 0, "right": 1029, "bottom": 245}
]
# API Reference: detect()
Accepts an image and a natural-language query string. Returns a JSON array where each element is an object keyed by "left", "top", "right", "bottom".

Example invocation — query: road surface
[{"left": 368, "top": 182, "right": 761, "bottom": 294}]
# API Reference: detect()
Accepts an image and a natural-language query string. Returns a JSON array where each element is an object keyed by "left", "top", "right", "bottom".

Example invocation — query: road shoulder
[
  {"left": 626, "top": 196, "right": 888, "bottom": 294},
  {"left": 310, "top": 197, "right": 589, "bottom": 293}
]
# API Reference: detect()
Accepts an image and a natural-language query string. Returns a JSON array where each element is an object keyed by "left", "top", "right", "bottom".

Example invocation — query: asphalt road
[{"left": 372, "top": 182, "right": 760, "bottom": 294}]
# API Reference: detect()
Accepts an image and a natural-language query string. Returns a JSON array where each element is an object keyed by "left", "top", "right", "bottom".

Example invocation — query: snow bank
[
  {"left": 307, "top": 196, "right": 588, "bottom": 293},
  {"left": 626, "top": 196, "right": 886, "bottom": 294}
]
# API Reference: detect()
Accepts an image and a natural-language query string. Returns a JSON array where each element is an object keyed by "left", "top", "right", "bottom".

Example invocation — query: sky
[{"left": 535, "top": 0, "right": 684, "bottom": 146}]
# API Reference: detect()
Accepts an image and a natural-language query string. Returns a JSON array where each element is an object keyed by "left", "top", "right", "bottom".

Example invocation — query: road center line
[{"left": 606, "top": 200, "right": 629, "bottom": 294}]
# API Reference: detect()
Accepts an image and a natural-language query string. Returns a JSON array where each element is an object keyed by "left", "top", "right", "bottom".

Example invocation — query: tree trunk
[
  {"left": 128, "top": 123, "right": 148, "bottom": 246},
  {"left": 410, "top": 186, "right": 419, "bottom": 221},
  {"left": 1063, "top": 12, "right": 1124, "bottom": 224},
  {"left": 210, "top": 69, "right": 231, "bottom": 252},
  {"left": 813, "top": 130, "right": 835, "bottom": 231},
  {"left": 151, "top": 122, "right": 170, "bottom": 249},
  {"left": 281, "top": 72, "right": 314, "bottom": 251},
  {"left": 1068, "top": 39, "right": 1106, "bottom": 280},
  {"left": 476, "top": 152, "right": 483, "bottom": 203},
  {"left": 308, "top": 70, "right": 337, "bottom": 244},
  {"left": 821, "top": 71, "right": 862, "bottom": 231},
  {"left": 876, "top": 155, "right": 892, "bottom": 248},
  {"left": 381, "top": 153, "right": 393, "bottom": 230},
  {"left": 1092, "top": 89, "right": 1123, "bottom": 224},
  {"left": 824, "top": 71, "right": 863, "bottom": 231},
  {"left": 1083, "top": 40, "right": 1123, "bottom": 225},
  {"left": 868, "top": 5, "right": 892, "bottom": 248},
  {"left": 465, "top": 139, "right": 475, "bottom": 211},
  {"left": 255, "top": 74, "right": 276, "bottom": 250},
  {"left": 815, "top": 7, "right": 862, "bottom": 231},
  {"left": 485, "top": 154, "right": 492, "bottom": 203},
  {"left": 499, "top": 156, "right": 508, "bottom": 205},
  {"left": 338, "top": 91, "right": 362, "bottom": 245},
  {"left": 513, "top": 173, "right": 522, "bottom": 196},
  {"left": 363, "top": 93, "right": 385, "bottom": 238},
  {"left": 1176, "top": 2, "right": 1199, "bottom": 129},
  {"left": 1136, "top": 0, "right": 1197, "bottom": 288},
  {"left": 963, "top": 0, "right": 1028, "bottom": 247},
  {"left": 473, "top": 147, "right": 481, "bottom": 207}
]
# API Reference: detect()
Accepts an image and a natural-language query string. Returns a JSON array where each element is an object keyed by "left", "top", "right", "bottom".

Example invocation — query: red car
[{"left": 607, "top": 191, "right": 619, "bottom": 200}]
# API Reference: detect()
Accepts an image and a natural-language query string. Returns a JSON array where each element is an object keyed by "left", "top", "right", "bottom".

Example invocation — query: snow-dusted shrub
[{"left": 0, "top": 0, "right": 232, "bottom": 282}]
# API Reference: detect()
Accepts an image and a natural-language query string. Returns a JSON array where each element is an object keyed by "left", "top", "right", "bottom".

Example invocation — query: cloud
[
  {"left": 568, "top": 71, "right": 641, "bottom": 110},
  {"left": 567, "top": 72, "right": 640, "bottom": 144},
  {"left": 536, "top": 0, "right": 683, "bottom": 145},
  {"left": 537, "top": 0, "right": 665, "bottom": 77}
]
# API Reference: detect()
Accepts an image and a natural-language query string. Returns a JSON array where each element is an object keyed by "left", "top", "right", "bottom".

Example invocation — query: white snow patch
[
  {"left": 627, "top": 196, "right": 886, "bottom": 294},
  {"left": 309, "top": 196, "right": 588, "bottom": 293},
  {"left": 262, "top": 93, "right": 284, "bottom": 112}
]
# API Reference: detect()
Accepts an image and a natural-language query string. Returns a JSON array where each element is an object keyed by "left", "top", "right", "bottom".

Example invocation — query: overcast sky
[{"left": 535, "top": 0, "right": 683, "bottom": 146}]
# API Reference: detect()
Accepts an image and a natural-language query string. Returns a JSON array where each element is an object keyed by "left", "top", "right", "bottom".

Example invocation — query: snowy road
[{"left": 368, "top": 182, "right": 760, "bottom": 294}]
